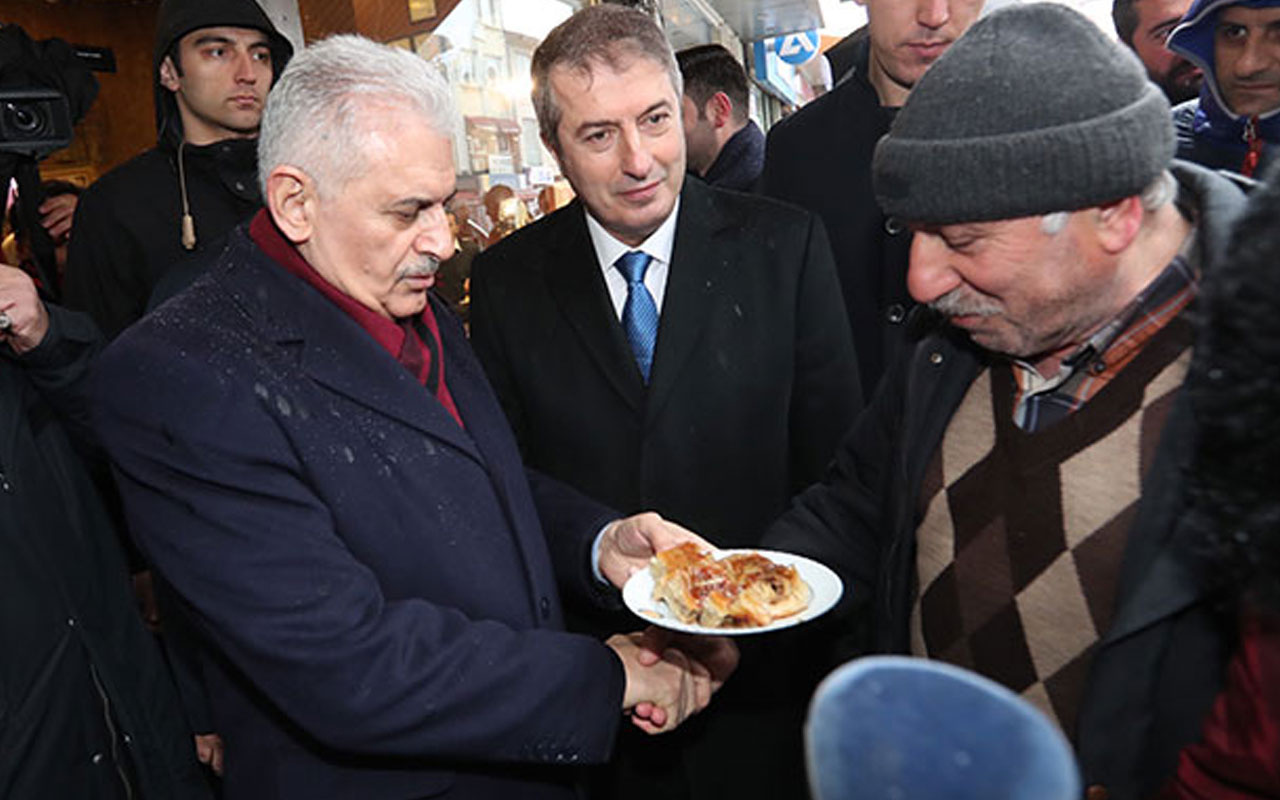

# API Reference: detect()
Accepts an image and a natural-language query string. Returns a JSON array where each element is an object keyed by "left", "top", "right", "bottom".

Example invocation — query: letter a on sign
[{"left": 776, "top": 31, "right": 819, "bottom": 66}]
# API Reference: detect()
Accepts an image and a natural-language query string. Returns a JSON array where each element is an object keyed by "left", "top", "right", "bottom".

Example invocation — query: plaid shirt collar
[{"left": 1009, "top": 230, "right": 1200, "bottom": 432}]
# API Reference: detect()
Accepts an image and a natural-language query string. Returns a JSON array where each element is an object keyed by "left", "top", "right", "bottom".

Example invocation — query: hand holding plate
[{"left": 597, "top": 511, "right": 713, "bottom": 589}]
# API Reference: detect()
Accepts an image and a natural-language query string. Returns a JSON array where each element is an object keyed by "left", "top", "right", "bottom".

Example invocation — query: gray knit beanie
[{"left": 872, "top": 2, "right": 1175, "bottom": 224}]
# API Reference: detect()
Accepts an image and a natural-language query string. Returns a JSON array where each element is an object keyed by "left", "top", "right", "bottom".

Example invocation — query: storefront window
[{"left": 406, "top": 0, "right": 584, "bottom": 235}]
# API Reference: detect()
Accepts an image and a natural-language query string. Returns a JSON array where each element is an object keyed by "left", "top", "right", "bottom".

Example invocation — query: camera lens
[{"left": 3, "top": 102, "right": 46, "bottom": 135}]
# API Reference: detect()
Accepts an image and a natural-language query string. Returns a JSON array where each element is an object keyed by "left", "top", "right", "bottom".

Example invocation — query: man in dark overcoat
[{"left": 92, "top": 34, "right": 732, "bottom": 800}]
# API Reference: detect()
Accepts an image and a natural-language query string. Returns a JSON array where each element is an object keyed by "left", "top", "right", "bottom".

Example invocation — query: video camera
[
  {"left": 0, "top": 88, "right": 73, "bottom": 158},
  {"left": 0, "top": 25, "right": 96, "bottom": 157},
  {"left": 0, "top": 24, "right": 98, "bottom": 300}
]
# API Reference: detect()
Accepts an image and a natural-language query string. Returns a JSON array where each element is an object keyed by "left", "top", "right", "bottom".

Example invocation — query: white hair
[
  {"left": 257, "top": 34, "right": 457, "bottom": 197},
  {"left": 1039, "top": 170, "right": 1178, "bottom": 235}
]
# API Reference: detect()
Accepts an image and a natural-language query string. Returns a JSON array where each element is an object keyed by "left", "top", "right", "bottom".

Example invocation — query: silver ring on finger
[{"left": 0, "top": 311, "right": 12, "bottom": 333}]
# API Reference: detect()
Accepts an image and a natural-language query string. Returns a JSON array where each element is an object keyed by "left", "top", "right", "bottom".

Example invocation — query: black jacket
[
  {"left": 471, "top": 177, "right": 861, "bottom": 553},
  {"left": 62, "top": 0, "right": 291, "bottom": 339},
  {"left": 0, "top": 306, "right": 209, "bottom": 800},
  {"left": 64, "top": 134, "right": 261, "bottom": 339},
  {"left": 702, "top": 120, "right": 765, "bottom": 192},
  {"left": 764, "top": 163, "right": 1248, "bottom": 800},
  {"left": 761, "top": 35, "right": 913, "bottom": 397}
]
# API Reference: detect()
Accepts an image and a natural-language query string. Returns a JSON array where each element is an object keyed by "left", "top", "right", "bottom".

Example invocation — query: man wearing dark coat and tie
[
  {"left": 91, "top": 34, "right": 736, "bottom": 800},
  {"left": 469, "top": 7, "right": 862, "bottom": 800}
]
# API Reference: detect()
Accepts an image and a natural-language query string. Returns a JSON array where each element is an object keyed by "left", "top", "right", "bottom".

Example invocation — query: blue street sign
[{"left": 775, "top": 30, "right": 820, "bottom": 66}]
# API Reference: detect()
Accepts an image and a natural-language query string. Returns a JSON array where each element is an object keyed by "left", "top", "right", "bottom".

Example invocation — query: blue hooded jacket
[{"left": 1168, "top": 0, "right": 1280, "bottom": 175}]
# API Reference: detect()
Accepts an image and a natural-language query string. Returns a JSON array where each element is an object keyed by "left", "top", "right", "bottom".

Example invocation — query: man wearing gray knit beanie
[{"left": 763, "top": 4, "right": 1256, "bottom": 798}]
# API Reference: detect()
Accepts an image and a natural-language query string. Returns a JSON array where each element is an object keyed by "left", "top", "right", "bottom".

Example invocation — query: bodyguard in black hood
[{"left": 63, "top": 0, "right": 292, "bottom": 339}]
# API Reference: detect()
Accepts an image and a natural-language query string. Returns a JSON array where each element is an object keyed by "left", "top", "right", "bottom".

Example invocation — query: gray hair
[
  {"left": 258, "top": 34, "right": 456, "bottom": 197},
  {"left": 1040, "top": 170, "right": 1177, "bottom": 234},
  {"left": 531, "top": 4, "right": 681, "bottom": 153}
]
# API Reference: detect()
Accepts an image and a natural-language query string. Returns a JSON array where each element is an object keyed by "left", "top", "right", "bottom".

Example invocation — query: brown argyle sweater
[{"left": 909, "top": 317, "right": 1193, "bottom": 739}]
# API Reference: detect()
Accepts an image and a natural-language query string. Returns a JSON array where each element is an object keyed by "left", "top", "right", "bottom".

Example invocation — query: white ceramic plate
[{"left": 622, "top": 549, "right": 843, "bottom": 636}]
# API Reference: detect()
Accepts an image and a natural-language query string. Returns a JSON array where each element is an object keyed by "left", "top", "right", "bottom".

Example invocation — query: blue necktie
[{"left": 616, "top": 251, "right": 658, "bottom": 383}]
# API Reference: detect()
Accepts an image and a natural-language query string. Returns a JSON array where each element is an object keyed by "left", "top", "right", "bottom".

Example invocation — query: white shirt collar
[{"left": 584, "top": 195, "right": 681, "bottom": 272}]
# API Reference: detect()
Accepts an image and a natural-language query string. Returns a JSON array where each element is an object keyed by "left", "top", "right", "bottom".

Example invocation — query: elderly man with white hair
[{"left": 92, "top": 34, "right": 735, "bottom": 800}]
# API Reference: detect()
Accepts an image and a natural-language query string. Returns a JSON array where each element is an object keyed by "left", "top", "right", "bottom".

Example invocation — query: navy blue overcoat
[{"left": 93, "top": 226, "right": 627, "bottom": 800}]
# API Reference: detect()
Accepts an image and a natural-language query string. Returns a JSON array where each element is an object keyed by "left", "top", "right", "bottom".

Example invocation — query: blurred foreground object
[{"left": 806, "top": 656, "right": 1080, "bottom": 800}]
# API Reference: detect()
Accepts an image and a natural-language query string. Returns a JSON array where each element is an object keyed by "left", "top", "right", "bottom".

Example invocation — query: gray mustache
[
  {"left": 398, "top": 257, "right": 441, "bottom": 280},
  {"left": 929, "top": 288, "right": 1001, "bottom": 318}
]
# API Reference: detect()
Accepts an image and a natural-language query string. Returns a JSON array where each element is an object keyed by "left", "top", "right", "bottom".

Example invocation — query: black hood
[{"left": 152, "top": 0, "right": 293, "bottom": 139}]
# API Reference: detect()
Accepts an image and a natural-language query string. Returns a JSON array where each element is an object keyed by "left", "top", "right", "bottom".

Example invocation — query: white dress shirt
[
  {"left": 584, "top": 197, "right": 680, "bottom": 319},
  {"left": 584, "top": 198, "right": 680, "bottom": 583}
]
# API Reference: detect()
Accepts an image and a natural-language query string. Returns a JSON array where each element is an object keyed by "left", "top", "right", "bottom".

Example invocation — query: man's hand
[
  {"left": 0, "top": 264, "right": 50, "bottom": 354},
  {"left": 194, "top": 732, "right": 224, "bottom": 776},
  {"left": 597, "top": 512, "right": 713, "bottom": 589},
  {"left": 40, "top": 193, "right": 78, "bottom": 244},
  {"left": 633, "top": 628, "right": 739, "bottom": 695},
  {"left": 607, "top": 631, "right": 716, "bottom": 734}
]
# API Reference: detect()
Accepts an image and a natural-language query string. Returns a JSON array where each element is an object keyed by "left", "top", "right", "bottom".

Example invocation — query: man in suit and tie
[
  {"left": 469, "top": 7, "right": 862, "bottom": 799},
  {"left": 92, "top": 34, "right": 734, "bottom": 800}
]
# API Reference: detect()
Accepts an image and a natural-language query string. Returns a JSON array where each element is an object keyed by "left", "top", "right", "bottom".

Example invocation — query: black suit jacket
[
  {"left": 470, "top": 178, "right": 861, "bottom": 799},
  {"left": 471, "top": 177, "right": 861, "bottom": 551}
]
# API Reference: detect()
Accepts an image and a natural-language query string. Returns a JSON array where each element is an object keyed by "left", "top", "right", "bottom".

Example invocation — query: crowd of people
[{"left": 3, "top": 0, "right": 1279, "bottom": 798}]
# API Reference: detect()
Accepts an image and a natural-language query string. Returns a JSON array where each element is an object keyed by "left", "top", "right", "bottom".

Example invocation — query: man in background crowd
[
  {"left": 63, "top": 0, "right": 292, "bottom": 338},
  {"left": 1113, "top": 0, "right": 1203, "bottom": 104},
  {"left": 764, "top": 6, "right": 1250, "bottom": 798},
  {"left": 1167, "top": 0, "right": 1280, "bottom": 176},
  {"left": 433, "top": 205, "right": 478, "bottom": 321},
  {"left": 677, "top": 43, "right": 765, "bottom": 192},
  {"left": 761, "top": 0, "right": 983, "bottom": 397}
]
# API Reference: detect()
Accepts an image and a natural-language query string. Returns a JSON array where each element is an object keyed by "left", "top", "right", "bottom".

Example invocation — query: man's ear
[
  {"left": 1094, "top": 195, "right": 1143, "bottom": 254},
  {"left": 159, "top": 55, "right": 182, "bottom": 93},
  {"left": 709, "top": 92, "right": 734, "bottom": 128},
  {"left": 266, "top": 166, "right": 314, "bottom": 245}
]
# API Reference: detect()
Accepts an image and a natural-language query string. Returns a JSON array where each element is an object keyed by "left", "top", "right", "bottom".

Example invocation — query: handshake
[{"left": 597, "top": 513, "right": 739, "bottom": 735}]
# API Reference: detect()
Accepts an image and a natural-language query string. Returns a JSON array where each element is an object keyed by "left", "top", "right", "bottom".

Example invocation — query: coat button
[
  {"left": 539, "top": 597, "right": 551, "bottom": 620},
  {"left": 929, "top": 352, "right": 944, "bottom": 365},
  {"left": 1086, "top": 786, "right": 1110, "bottom": 800},
  {"left": 886, "top": 303, "right": 906, "bottom": 324},
  {"left": 884, "top": 216, "right": 903, "bottom": 235},
  {"left": 91, "top": 752, "right": 105, "bottom": 765}
]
